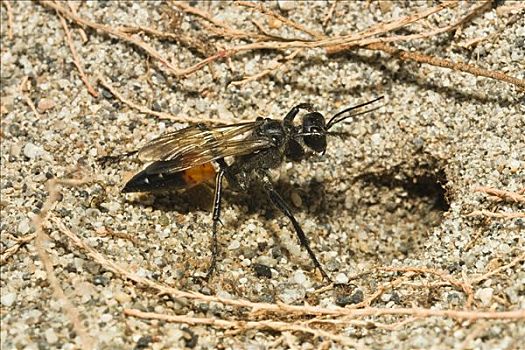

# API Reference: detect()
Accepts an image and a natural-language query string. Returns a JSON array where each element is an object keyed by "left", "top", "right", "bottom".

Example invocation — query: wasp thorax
[
  {"left": 302, "top": 112, "right": 327, "bottom": 153},
  {"left": 259, "top": 119, "right": 285, "bottom": 146}
]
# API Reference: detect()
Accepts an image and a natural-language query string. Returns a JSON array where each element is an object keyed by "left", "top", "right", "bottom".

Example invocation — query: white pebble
[
  {"left": 255, "top": 256, "right": 277, "bottom": 267},
  {"left": 228, "top": 239, "right": 240, "bottom": 250},
  {"left": 100, "top": 313, "right": 113, "bottom": 323},
  {"left": 17, "top": 218, "right": 31, "bottom": 234},
  {"left": 1, "top": 292, "right": 16, "bottom": 307},
  {"left": 475, "top": 287, "right": 493, "bottom": 306},
  {"left": 34, "top": 270, "right": 47, "bottom": 280},
  {"left": 278, "top": 0, "right": 295, "bottom": 11},
  {"left": 293, "top": 270, "right": 307, "bottom": 286},
  {"left": 335, "top": 273, "right": 349, "bottom": 284},
  {"left": 114, "top": 292, "right": 131, "bottom": 304},
  {"left": 508, "top": 159, "right": 521, "bottom": 173},
  {"left": 217, "top": 290, "right": 233, "bottom": 299},
  {"left": 23, "top": 142, "right": 44, "bottom": 159},
  {"left": 44, "top": 328, "right": 58, "bottom": 344},
  {"left": 371, "top": 133, "right": 382, "bottom": 145},
  {"left": 157, "top": 228, "right": 170, "bottom": 239}
]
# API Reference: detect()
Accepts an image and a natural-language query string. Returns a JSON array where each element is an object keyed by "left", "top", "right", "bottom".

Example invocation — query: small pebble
[
  {"left": 37, "top": 98, "right": 56, "bottom": 112},
  {"left": 371, "top": 133, "right": 382, "bottom": 145},
  {"left": 292, "top": 270, "right": 308, "bottom": 286},
  {"left": 277, "top": 0, "right": 295, "bottom": 11},
  {"left": 44, "top": 328, "right": 58, "bottom": 344},
  {"left": 1, "top": 292, "right": 16, "bottom": 307},
  {"left": 23, "top": 142, "right": 44, "bottom": 159},
  {"left": 17, "top": 218, "right": 31, "bottom": 234},
  {"left": 290, "top": 191, "right": 302, "bottom": 207},
  {"left": 115, "top": 292, "right": 132, "bottom": 304},
  {"left": 100, "top": 313, "right": 113, "bottom": 323},
  {"left": 475, "top": 287, "right": 494, "bottom": 306},
  {"left": 277, "top": 282, "right": 306, "bottom": 304},
  {"left": 228, "top": 239, "right": 240, "bottom": 250},
  {"left": 335, "top": 273, "right": 349, "bottom": 284},
  {"left": 253, "top": 263, "right": 272, "bottom": 278}
]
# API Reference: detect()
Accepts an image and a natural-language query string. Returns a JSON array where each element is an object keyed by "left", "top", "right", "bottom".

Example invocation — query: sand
[{"left": 1, "top": 1, "right": 524, "bottom": 349}]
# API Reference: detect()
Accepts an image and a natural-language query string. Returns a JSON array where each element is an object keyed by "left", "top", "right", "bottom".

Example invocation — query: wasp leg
[
  {"left": 259, "top": 172, "right": 332, "bottom": 282},
  {"left": 284, "top": 103, "right": 315, "bottom": 124},
  {"left": 205, "top": 166, "right": 226, "bottom": 280}
]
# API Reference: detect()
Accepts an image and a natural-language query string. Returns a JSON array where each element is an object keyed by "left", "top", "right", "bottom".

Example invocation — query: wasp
[{"left": 100, "top": 96, "right": 384, "bottom": 282}]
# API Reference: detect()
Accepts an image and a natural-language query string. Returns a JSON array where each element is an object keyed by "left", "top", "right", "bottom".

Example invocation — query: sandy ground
[{"left": 1, "top": 1, "right": 524, "bottom": 349}]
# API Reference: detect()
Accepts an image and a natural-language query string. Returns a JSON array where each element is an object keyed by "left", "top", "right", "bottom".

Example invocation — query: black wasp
[{"left": 101, "top": 96, "right": 384, "bottom": 282}]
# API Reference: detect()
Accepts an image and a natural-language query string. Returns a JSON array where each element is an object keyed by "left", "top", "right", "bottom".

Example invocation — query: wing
[{"left": 136, "top": 121, "right": 273, "bottom": 174}]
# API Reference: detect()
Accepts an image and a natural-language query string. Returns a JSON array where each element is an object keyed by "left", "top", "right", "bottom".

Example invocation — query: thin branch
[
  {"left": 236, "top": 1, "right": 324, "bottom": 40},
  {"left": 39, "top": 0, "right": 221, "bottom": 77},
  {"left": 118, "top": 24, "right": 215, "bottom": 58},
  {"left": 19, "top": 76, "right": 41, "bottom": 118},
  {"left": 66, "top": 1, "right": 87, "bottom": 42},
  {"left": 470, "top": 253, "right": 525, "bottom": 285},
  {"left": 229, "top": 48, "right": 302, "bottom": 86},
  {"left": 363, "top": 42, "right": 525, "bottom": 89},
  {"left": 46, "top": 216, "right": 525, "bottom": 322},
  {"left": 379, "top": 266, "right": 474, "bottom": 308},
  {"left": 322, "top": 0, "right": 338, "bottom": 28},
  {"left": 97, "top": 75, "right": 240, "bottom": 124},
  {"left": 466, "top": 210, "right": 525, "bottom": 219},
  {"left": 43, "top": 0, "right": 523, "bottom": 89},
  {"left": 0, "top": 232, "right": 36, "bottom": 265},
  {"left": 124, "top": 309, "right": 363, "bottom": 348},
  {"left": 474, "top": 186, "right": 525, "bottom": 203},
  {"left": 2, "top": 0, "right": 14, "bottom": 40},
  {"left": 124, "top": 306, "right": 525, "bottom": 325},
  {"left": 58, "top": 14, "right": 99, "bottom": 97},
  {"left": 33, "top": 178, "right": 96, "bottom": 349}
]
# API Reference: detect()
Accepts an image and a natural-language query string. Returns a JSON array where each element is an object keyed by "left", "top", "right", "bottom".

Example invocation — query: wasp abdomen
[{"left": 122, "top": 162, "right": 215, "bottom": 193}]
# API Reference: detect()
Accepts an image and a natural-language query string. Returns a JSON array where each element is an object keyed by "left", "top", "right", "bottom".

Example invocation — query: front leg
[
  {"left": 284, "top": 103, "right": 314, "bottom": 124},
  {"left": 258, "top": 171, "right": 332, "bottom": 282}
]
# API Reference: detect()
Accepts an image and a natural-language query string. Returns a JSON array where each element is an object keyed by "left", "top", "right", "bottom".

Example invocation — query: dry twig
[
  {"left": 2, "top": 0, "right": 14, "bottom": 40},
  {"left": 379, "top": 266, "right": 475, "bottom": 308},
  {"left": 39, "top": 0, "right": 223, "bottom": 77},
  {"left": 41, "top": 1, "right": 524, "bottom": 89},
  {"left": 97, "top": 75, "right": 240, "bottom": 124},
  {"left": 322, "top": 0, "right": 338, "bottom": 28},
  {"left": 125, "top": 309, "right": 363, "bottom": 348},
  {"left": 361, "top": 42, "right": 525, "bottom": 89},
  {"left": 466, "top": 210, "right": 525, "bottom": 219},
  {"left": 19, "top": 76, "right": 41, "bottom": 118},
  {"left": 50, "top": 215, "right": 525, "bottom": 323},
  {"left": 58, "top": 14, "right": 99, "bottom": 97},
  {"left": 33, "top": 178, "right": 96, "bottom": 349},
  {"left": 65, "top": 1, "right": 87, "bottom": 42},
  {"left": 0, "top": 232, "right": 36, "bottom": 264},
  {"left": 474, "top": 186, "right": 525, "bottom": 203},
  {"left": 470, "top": 253, "right": 525, "bottom": 285}
]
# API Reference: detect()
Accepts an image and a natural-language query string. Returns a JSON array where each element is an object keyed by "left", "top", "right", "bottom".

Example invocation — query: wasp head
[
  {"left": 298, "top": 96, "right": 384, "bottom": 155},
  {"left": 302, "top": 112, "right": 327, "bottom": 153}
]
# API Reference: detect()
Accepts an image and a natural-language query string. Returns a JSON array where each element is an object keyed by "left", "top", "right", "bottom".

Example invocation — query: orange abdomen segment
[
  {"left": 122, "top": 162, "right": 216, "bottom": 193},
  {"left": 181, "top": 163, "right": 216, "bottom": 187}
]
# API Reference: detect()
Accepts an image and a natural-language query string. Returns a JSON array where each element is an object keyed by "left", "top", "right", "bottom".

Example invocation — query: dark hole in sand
[
  {"left": 355, "top": 167, "right": 449, "bottom": 213},
  {"left": 346, "top": 162, "right": 450, "bottom": 262}
]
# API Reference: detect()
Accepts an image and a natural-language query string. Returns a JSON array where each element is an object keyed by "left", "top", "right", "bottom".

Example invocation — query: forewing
[{"left": 136, "top": 121, "right": 272, "bottom": 174}]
